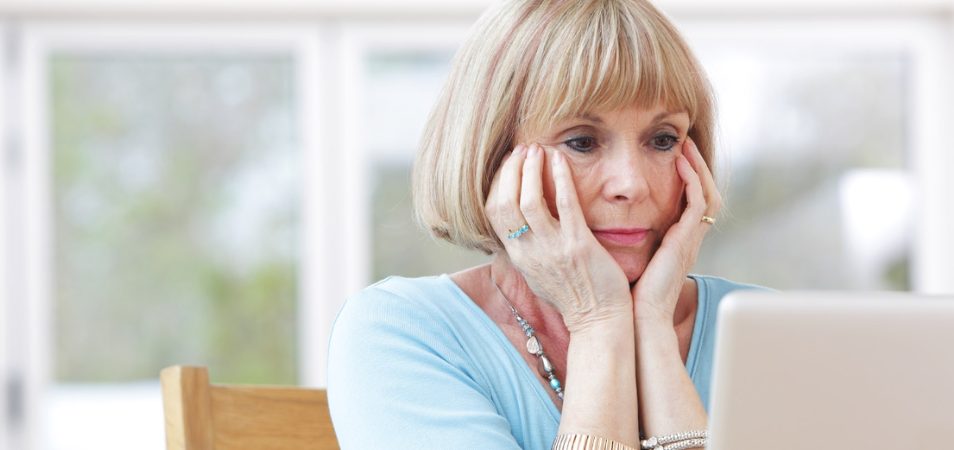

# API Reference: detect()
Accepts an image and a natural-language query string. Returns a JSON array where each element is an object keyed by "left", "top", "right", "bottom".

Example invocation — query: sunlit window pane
[
  {"left": 365, "top": 50, "right": 490, "bottom": 281},
  {"left": 695, "top": 48, "right": 909, "bottom": 290},
  {"left": 50, "top": 55, "right": 299, "bottom": 384}
]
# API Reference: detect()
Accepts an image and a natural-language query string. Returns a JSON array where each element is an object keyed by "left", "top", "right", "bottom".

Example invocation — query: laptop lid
[{"left": 707, "top": 291, "right": 954, "bottom": 450}]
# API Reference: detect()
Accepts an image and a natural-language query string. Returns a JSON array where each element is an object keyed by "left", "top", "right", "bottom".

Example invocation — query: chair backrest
[{"left": 160, "top": 365, "right": 339, "bottom": 450}]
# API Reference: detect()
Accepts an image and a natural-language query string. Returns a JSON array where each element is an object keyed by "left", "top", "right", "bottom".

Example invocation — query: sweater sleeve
[{"left": 327, "top": 282, "right": 524, "bottom": 449}]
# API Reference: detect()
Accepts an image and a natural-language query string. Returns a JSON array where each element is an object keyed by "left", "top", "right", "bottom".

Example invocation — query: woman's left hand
[{"left": 631, "top": 137, "right": 721, "bottom": 325}]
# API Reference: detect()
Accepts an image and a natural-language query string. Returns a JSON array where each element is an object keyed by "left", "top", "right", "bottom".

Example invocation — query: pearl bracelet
[{"left": 640, "top": 430, "right": 707, "bottom": 450}]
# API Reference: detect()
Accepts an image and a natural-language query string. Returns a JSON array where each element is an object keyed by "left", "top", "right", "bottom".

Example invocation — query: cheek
[{"left": 659, "top": 162, "right": 685, "bottom": 223}]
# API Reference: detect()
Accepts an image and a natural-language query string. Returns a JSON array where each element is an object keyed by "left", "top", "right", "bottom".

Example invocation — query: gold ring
[{"left": 701, "top": 215, "right": 716, "bottom": 225}]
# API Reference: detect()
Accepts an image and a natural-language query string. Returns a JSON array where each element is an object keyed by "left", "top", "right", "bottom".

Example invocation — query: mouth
[{"left": 591, "top": 228, "right": 651, "bottom": 246}]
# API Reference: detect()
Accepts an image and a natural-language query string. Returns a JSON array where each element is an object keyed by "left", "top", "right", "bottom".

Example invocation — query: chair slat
[
  {"left": 160, "top": 366, "right": 339, "bottom": 450},
  {"left": 211, "top": 385, "right": 337, "bottom": 449},
  {"left": 161, "top": 366, "right": 215, "bottom": 450}
]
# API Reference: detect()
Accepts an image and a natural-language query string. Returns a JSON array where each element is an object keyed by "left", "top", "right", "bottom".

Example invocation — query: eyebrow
[{"left": 552, "top": 110, "right": 688, "bottom": 137}]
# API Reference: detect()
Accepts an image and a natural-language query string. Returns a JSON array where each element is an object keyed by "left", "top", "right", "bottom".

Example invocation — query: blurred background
[{"left": 0, "top": 0, "right": 951, "bottom": 449}]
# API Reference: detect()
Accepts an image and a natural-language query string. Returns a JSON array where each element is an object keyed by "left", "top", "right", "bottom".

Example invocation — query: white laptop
[{"left": 707, "top": 291, "right": 954, "bottom": 450}]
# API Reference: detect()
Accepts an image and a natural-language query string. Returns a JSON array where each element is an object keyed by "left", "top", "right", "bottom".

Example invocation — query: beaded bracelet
[
  {"left": 640, "top": 430, "right": 707, "bottom": 450},
  {"left": 655, "top": 438, "right": 706, "bottom": 450},
  {"left": 552, "top": 434, "right": 639, "bottom": 450}
]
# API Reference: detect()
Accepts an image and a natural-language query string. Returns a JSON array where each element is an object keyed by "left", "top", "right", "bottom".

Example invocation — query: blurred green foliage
[
  {"left": 371, "top": 162, "right": 488, "bottom": 281},
  {"left": 50, "top": 55, "right": 298, "bottom": 384},
  {"left": 694, "top": 54, "right": 910, "bottom": 290}
]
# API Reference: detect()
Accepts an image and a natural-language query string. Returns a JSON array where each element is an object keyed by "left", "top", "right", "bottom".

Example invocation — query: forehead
[
  {"left": 504, "top": 0, "right": 704, "bottom": 146},
  {"left": 575, "top": 107, "right": 690, "bottom": 125},
  {"left": 518, "top": 104, "right": 690, "bottom": 139}
]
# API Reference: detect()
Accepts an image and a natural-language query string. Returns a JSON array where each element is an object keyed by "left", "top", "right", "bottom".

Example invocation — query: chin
[{"left": 608, "top": 250, "right": 651, "bottom": 284}]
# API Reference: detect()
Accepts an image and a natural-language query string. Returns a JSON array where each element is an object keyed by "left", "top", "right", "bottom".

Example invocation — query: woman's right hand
[{"left": 485, "top": 143, "right": 632, "bottom": 333}]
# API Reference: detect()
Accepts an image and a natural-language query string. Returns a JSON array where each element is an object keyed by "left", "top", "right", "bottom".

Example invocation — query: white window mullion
[
  {"left": 0, "top": 22, "right": 9, "bottom": 450},
  {"left": 911, "top": 21, "right": 954, "bottom": 293},
  {"left": 295, "top": 27, "right": 330, "bottom": 387},
  {"left": 21, "top": 22, "right": 53, "bottom": 450}
]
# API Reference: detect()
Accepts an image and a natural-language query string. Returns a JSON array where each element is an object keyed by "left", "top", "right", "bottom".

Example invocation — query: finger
[
  {"left": 487, "top": 144, "right": 530, "bottom": 242},
  {"left": 519, "top": 143, "right": 557, "bottom": 235},
  {"left": 549, "top": 148, "right": 587, "bottom": 236},
  {"left": 682, "top": 137, "right": 722, "bottom": 216},
  {"left": 675, "top": 153, "right": 710, "bottom": 234}
]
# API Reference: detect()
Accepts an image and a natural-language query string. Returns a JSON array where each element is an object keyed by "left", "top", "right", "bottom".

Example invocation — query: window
[
  {"left": 336, "top": 23, "right": 485, "bottom": 289},
  {"left": 364, "top": 50, "right": 490, "bottom": 280},
  {"left": 687, "top": 21, "right": 919, "bottom": 290},
  {"left": 14, "top": 24, "right": 325, "bottom": 450}
]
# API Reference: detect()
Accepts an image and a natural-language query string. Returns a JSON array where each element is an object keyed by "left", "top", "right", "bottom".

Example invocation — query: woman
[{"left": 328, "top": 1, "right": 763, "bottom": 449}]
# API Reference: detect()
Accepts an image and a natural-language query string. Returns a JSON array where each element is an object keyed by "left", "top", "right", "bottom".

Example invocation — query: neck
[{"left": 490, "top": 255, "right": 569, "bottom": 345}]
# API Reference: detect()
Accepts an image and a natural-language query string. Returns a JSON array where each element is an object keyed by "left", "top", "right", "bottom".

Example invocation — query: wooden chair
[{"left": 160, "top": 365, "right": 340, "bottom": 450}]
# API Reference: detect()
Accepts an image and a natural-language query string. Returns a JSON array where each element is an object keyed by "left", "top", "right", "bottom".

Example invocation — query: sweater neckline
[{"left": 438, "top": 273, "right": 709, "bottom": 420}]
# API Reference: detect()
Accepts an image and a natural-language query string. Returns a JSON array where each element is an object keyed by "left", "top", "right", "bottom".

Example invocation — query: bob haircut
[{"left": 413, "top": 0, "right": 716, "bottom": 254}]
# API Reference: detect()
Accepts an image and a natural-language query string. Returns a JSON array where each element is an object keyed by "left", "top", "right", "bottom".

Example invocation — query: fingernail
[{"left": 530, "top": 144, "right": 541, "bottom": 158}]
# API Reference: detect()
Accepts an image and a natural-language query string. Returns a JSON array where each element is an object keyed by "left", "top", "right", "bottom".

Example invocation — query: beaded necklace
[{"left": 491, "top": 276, "right": 564, "bottom": 401}]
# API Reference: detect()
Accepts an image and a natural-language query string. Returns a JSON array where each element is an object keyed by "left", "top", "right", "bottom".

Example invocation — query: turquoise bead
[{"left": 550, "top": 378, "right": 561, "bottom": 390}]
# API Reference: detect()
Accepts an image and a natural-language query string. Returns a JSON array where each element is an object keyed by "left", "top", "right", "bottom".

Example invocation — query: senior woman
[{"left": 328, "top": 1, "right": 762, "bottom": 449}]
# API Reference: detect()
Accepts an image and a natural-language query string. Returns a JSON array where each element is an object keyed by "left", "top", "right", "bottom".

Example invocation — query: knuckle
[
  {"left": 522, "top": 258, "right": 545, "bottom": 276},
  {"left": 494, "top": 196, "right": 519, "bottom": 213},
  {"left": 509, "top": 252, "right": 528, "bottom": 267},
  {"left": 520, "top": 197, "right": 543, "bottom": 216},
  {"left": 711, "top": 194, "right": 724, "bottom": 211},
  {"left": 556, "top": 192, "right": 574, "bottom": 210},
  {"left": 484, "top": 201, "right": 504, "bottom": 218},
  {"left": 691, "top": 202, "right": 705, "bottom": 215},
  {"left": 554, "top": 236, "right": 586, "bottom": 258},
  {"left": 561, "top": 240, "right": 586, "bottom": 260}
]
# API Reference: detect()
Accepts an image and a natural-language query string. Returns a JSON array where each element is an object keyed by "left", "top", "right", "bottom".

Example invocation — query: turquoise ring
[{"left": 507, "top": 224, "right": 531, "bottom": 240}]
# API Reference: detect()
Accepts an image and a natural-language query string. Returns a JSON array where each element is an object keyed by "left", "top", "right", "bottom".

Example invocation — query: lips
[{"left": 591, "top": 228, "right": 651, "bottom": 246}]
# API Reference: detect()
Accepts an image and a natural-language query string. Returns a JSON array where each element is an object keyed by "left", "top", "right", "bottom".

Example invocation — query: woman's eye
[
  {"left": 564, "top": 136, "right": 597, "bottom": 153},
  {"left": 650, "top": 134, "right": 680, "bottom": 151}
]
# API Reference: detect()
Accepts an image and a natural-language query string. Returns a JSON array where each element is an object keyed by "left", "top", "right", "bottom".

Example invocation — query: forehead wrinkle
[
  {"left": 578, "top": 112, "right": 605, "bottom": 124},
  {"left": 651, "top": 109, "right": 688, "bottom": 124},
  {"left": 579, "top": 107, "right": 687, "bottom": 127}
]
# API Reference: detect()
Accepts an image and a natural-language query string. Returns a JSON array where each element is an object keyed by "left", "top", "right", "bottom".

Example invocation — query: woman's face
[{"left": 518, "top": 104, "right": 689, "bottom": 282}]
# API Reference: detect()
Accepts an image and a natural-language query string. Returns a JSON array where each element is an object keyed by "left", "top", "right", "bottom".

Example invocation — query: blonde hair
[{"left": 413, "top": 0, "right": 715, "bottom": 254}]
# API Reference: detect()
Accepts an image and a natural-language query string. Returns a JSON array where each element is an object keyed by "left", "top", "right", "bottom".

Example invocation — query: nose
[{"left": 601, "top": 147, "right": 650, "bottom": 204}]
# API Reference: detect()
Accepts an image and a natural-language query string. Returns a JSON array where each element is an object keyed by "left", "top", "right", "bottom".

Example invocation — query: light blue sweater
[{"left": 328, "top": 274, "right": 761, "bottom": 449}]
